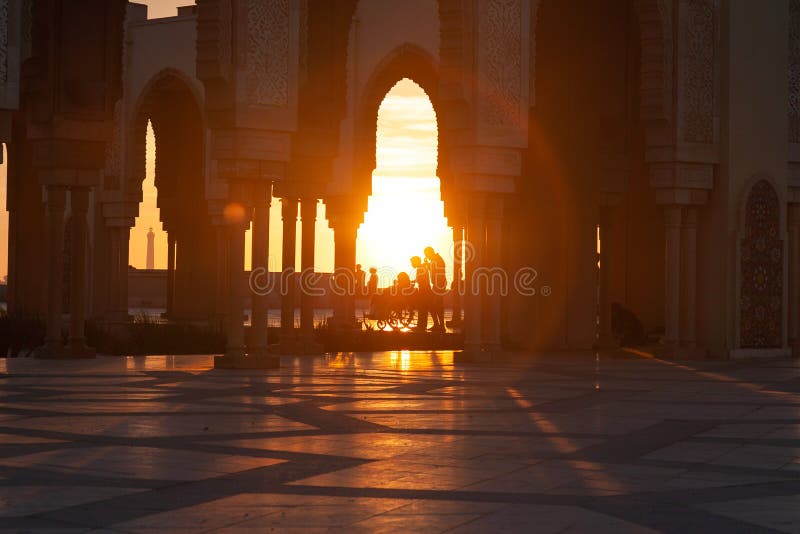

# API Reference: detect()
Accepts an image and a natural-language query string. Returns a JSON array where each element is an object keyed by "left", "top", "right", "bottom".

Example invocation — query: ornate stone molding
[
  {"left": 246, "top": 0, "right": 290, "bottom": 107},
  {"left": 789, "top": 0, "right": 800, "bottom": 144},
  {"left": 0, "top": 0, "right": 8, "bottom": 84},
  {"left": 739, "top": 179, "right": 783, "bottom": 348},
  {"left": 679, "top": 0, "right": 715, "bottom": 144},
  {"left": 105, "top": 100, "right": 123, "bottom": 189},
  {"left": 480, "top": 0, "right": 522, "bottom": 129},
  {"left": 650, "top": 161, "right": 714, "bottom": 191}
]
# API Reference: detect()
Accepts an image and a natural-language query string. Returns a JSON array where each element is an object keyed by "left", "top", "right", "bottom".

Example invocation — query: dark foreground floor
[{"left": 0, "top": 351, "right": 798, "bottom": 533}]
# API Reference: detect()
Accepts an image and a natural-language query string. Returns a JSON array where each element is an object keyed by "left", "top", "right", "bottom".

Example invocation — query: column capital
[
  {"left": 650, "top": 162, "right": 714, "bottom": 191},
  {"left": 654, "top": 188, "right": 709, "bottom": 206},
  {"left": 683, "top": 205, "right": 699, "bottom": 228},
  {"left": 663, "top": 205, "right": 683, "bottom": 228},
  {"left": 45, "top": 184, "right": 68, "bottom": 208}
]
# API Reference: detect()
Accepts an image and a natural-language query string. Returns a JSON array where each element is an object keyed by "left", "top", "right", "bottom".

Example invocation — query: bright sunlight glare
[{"left": 356, "top": 79, "right": 453, "bottom": 284}]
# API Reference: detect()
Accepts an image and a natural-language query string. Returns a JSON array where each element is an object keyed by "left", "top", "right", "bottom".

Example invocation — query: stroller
[{"left": 368, "top": 273, "right": 417, "bottom": 331}]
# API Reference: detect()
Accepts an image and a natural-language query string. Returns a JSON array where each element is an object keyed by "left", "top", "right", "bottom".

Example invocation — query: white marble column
[
  {"left": 663, "top": 206, "right": 683, "bottom": 350},
  {"left": 68, "top": 187, "right": 91, "bottom": 355},
  {"left": 332, "top": 218, "right": 358, "bottom": 329},
  {"left": 214, "top": 223, "right": 228, "bottom": 328},
  {"left": 788, "top": 204, "right": 800, "bottom": 356},
  {"left": 250, "top": 185, "right": 271, "bottom": 357},
  {"left": 451, "top": 225, "right": 464, "bottom": 326},
  {"left": 597, "top": 207, "right": 617, "bottom": 348},
  {"left": 280, "top": 198, "right": 298, "bottom": 347},
  {"left": 226, "top": 213, "right": 249, "bottom": 359},
  {"left": 464, "top": 196, "right": 485, "bottom": 353},
  {"left": 484, "top": 197, "right": 503, "bottom": 351},
  {"left": 300, "top": 198, "right": 317, "bottom": 344},
  {"left": 44, "top": 186, "right": 68, "bottom": 354},
  {"left": 107, "top": 226, "right": 121, "bottom": 320},
  {"left": 119, "top": 227, "right": 131, "bottom": 319},
  {"left": 166, "top": 233, "right": 176, "bottom": 318},
  {"left": 681, "top": 207, "right": 698, "bottom": 349}
]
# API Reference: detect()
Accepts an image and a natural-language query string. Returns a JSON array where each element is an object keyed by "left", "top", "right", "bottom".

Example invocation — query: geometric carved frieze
[
  {"left": 211, "top": 128, "right": 292, "bottom": 163},
  {"left": 246, "top": 0, "right": 290, "bottom": 107},
  {"left": 790, "top": 162, "right": 800, "bottom": 192},
  {"left": 479, "top": 0, "right": 523, "bottom": 130},
  {"left": 790, "top": 0, "right": 800, "bottom": 144},
  {"left": 0, "top": 0, "right": 8, "bottom": 84},
  {"left": 450, "top": 146, "right": 522, "bottom": 177},
  {"left": 740, "top": 179, "right": 783, "bottom": 348},
  {"left": 679, "top": 0, "right": 715, "bottom": 144}
]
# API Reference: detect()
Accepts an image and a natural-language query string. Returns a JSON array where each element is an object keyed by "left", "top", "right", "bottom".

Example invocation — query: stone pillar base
[
  {"left": 660, "top": 344, "right": 709, "bottom": 360},
  {"left": 105, "top": 312, "right": 132, "bottom": 324},
  {"left": 295, "top": 339, "right": 324, "bottom": 355},
  {"left": 35, "top": 344, "right": 96, "bottom": 359},
  {"left": 214, "top": 354, "right": 280, "bottom": 369},
  {"left": 455, "top": 347, "right": 506, "bottom": 364},
  {"left": 593, "top": 335, "right": 619, "bottom": 350}
]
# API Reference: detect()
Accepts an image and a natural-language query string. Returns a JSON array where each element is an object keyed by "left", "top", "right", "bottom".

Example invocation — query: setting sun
[{"left": 356, "top": 79, "right": 453, "bottom": 285}]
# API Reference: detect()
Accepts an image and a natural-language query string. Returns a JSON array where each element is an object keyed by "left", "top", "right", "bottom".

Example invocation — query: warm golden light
[{"left": 357, "top": 79, "right": 453, "bottom": 282}]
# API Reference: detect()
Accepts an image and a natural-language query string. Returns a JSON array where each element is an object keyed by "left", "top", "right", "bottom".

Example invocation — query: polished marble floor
[{"left": 0, "top": 351, "right": 799, "bottom": 532}]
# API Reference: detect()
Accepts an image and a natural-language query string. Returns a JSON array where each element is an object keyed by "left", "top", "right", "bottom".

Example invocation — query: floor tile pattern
[{"left": 0, "top": 351, "right": 799, "bottom": 532}]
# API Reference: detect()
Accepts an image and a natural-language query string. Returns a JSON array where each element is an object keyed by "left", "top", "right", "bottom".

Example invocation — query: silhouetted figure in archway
[
  {"left": 424, "top": 246, "right": 446, "bottom": 332},
  {"left": 355, "top": 264, "right": 366, "bottom": 297},
  {"left": 411, "top": 256, "right": 430, "bottom": 332},
  {"left": 367, "top": 267, "right": 378, "bottom": 296}
]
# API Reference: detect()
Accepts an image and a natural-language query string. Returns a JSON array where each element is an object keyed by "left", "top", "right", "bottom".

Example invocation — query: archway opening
[
  {"left": 356, "top": 78, "right": 453, "bottom": 327},
  {"left": 358, "top": 79, "right": 451, "bottom": 276},
  {"left": 129, "top": 75, "right": 216, "bottom": 321}
]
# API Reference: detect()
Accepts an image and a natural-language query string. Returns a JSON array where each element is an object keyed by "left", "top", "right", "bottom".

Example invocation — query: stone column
[
  {"left": 107, "top": 226, "right": 121, "bottom": 320},
  {"left": 68, "top": 187, "right": 92, "bottom": 355},
  {"left": 119, "top": 227, "right": 131, "bottom": 319},
  {"left": 681, "top": 207, "right": 698, "bottom": 350},
  {"left": 226, "top": 210, "right": 249, "bottom": 359},
  {"left": 332, "top": 219, "right": 358, "bottom": 328},
  {"left": 250, "top": 185, "right": 271, "bottom": 357},
  {"left": 44, "top": 186, "right": 68, "bottom": 355},
  {"left": 300, "top": 198, "right": 317, "bottom": 344},
  {"left": 166, "top": 233, "right": 176, "bottom": 318},
  {"left": 789, "top": 204, "right": 800, "bottom": 357},
  {"left": 213, "top": 223, "right": 228, "bottom": 329},
  {"left": 280, "top": 198, "right": 298, "bottom": 348},
  {"left": 663, "top": 206, "right": 683, "bottom": 351},
  {"left": 483, "top": 197, "right": 503, "bottom": 351},
  {"left": 451, "top": 225, "right": 464, "bottom": 326},
  {"left": 464, "top": 196, "right": 485, "bottom": 354},
  {"left": 596, "top": 206, "right": 617, "bottom": 348}
]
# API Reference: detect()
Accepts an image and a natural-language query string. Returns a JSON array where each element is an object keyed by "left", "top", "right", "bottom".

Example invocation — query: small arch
[
  {"left": 354, "top": 43, "right": 442, "bottom": 200},
  {"left": 739, "top": 178, "right": 783, "bottom": 348},
  {"left": 126, "top": 68, "right": 205, "bottom": 195}
]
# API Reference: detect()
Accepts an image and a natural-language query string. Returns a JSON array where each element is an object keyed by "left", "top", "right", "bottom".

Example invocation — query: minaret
[{"left": 146, "top": 228, "right": 155, "bottom": 270}]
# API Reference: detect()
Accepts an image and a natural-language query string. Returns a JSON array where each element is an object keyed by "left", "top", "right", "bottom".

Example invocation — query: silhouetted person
[
  {"left": 611, "top": 302, "right": 646, "bottom": 347},
  {"left": 355, "top": 264, "right": 366, "bottom": 297},
  {"left": 367, "top": 267, "right": 378, "bottom": 296},
  {"left": 424, "top": 246, "right": 446, "bottom": 332},
  {"left": 411, "top": 256, "right": 431, "bottom": 331}
]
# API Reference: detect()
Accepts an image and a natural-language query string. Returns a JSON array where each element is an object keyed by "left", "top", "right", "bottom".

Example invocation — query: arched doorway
[
  {"left": 357, "top": 78, "right": 453, "bottom": 329},
  {"left": 740, "top": 179, "right": 783, "bottom": 349},
  {"left": 128, "top": 71, "right": 216, "bottom": 322}
]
